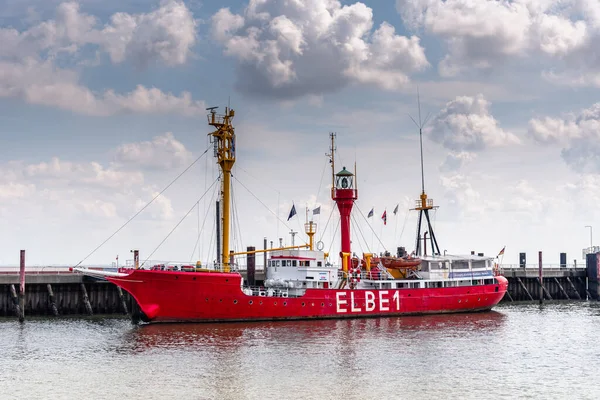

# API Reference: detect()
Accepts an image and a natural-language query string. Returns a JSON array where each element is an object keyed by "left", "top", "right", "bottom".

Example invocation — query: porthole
[
  {"left": 274, "top": 301, "right": 278, "bottom": 306},
  {"left": 283, "top": 302, "right": 287, "bottom": 306},
  {"left": 329, "top": 303, "right": 332, "bottom": 307},
  {"left": 478, "top": 298, "right": 481, "bottom": 302},
  {"left": 233, "top": 299, "right": 238, "bottom": 304},
  {"left": 458, "top": 299, "right": 461, "bottom": 303},
  {"left": 193, "top": 277, "right": 196, "bottom": 281},
  {"left": 205, "top": 298, "right": 208, "bottom": 302},
  {"left": 249, "top": 300, "right": 253, "bottom": 305},
  {"left": 219, "top": 299, "right": 223, "bottom": 302},
  {"left": 302, "top": 302, "right": 305, "bottom": 307},
  {"left": 259, "top": 301, "right": 263, "bottom": 305},
  {"left": 321, "top": 302, "right": 324, "bottom": 307}
]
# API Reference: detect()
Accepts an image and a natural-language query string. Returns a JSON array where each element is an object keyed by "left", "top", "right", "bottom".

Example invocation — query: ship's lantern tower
[{"left": 332, "top": 166, "right": 357, "bottom": 261}]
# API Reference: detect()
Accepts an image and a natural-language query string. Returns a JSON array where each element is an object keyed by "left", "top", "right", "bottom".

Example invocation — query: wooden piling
[
  {"left": 566, "top": 277, "right": 582, "bottom": 300},
  {"left": 553, "top": 277, "right": 570, "bottom": 300},
  {"left": 247, "top": 246, "right": 256, "bottom": 286},
  {"left": 538, "top": 251, "right": 543, "bottom": 305},
  {"left": 516, "top": 277, "right": 534, "bottom": 301},
  {"left": 537, "top": 277, "right": 553, "bottom": 300},
  {"left": 504, "top": 289, "right": 514, "bottom": 302},
  {"left": 80, "top": 283, "right": 93, "bottom": 315},
  {"left": 19, "top": 250, "right": 25, "bottom": 322},
  {"left": 10, "top": 284, "right": 20, "bottom": 318},
  {"left": 263, "top": 237, "right": 267, "bottom": 276},
  {"left": 117, "top": 287, "right": 129, "bottom": 315},
  {"left": 47, "top": 284, "right": 59, "bottom": 316}
]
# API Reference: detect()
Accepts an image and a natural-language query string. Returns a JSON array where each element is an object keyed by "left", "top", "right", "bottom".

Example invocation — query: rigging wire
[
  {"left": 317, "top": 204, "right": 335, "bottom": 244},
  {"left": 74, "top": 145, "right": 212, "bottom": 267},
  {"left": 232, "top": 176, "right": 295, "bottom": 234},
  {"left": 188, "top": 182, "right": 218, "bottom": 262},
  {"left": 396, "top": 208, "right": 411, "bottom": 244},
  {"left": 231, "top": 176, "right": 244, "bottom": 259},
  {"left": 351, "top": 213, "right": 371, "bottom": 254},
  {"left": 354, "top": 202, "right": 387, "bottom": 252},
  {"left": 350, "top": 216, "right": 365, "bottom": 255},
  {"left": 327, "top": 216, "right": 341, "bottom": 258},
  {"left": 141, "top": 178, "right": 219, "bottom": 268}
]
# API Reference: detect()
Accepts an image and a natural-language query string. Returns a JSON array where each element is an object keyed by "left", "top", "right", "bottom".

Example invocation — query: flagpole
[
  {"left": 394, "top": 207, "right": 398, "bottom": 243},
  {"left": 380, "top": 210, "right": 385, "bottom": 252}
]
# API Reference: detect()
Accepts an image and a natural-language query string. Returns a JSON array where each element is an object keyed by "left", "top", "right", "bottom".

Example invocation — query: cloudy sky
[{"left": 1, "top": 0, "right": 599, "bottom": 267}]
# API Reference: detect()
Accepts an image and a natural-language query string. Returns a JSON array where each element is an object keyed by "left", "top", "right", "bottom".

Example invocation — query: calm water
[{"left": 1, "top": 303, "right": 599, "bottom": 400}]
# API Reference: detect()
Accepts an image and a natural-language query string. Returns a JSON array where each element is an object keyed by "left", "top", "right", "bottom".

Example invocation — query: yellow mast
[{"left": 207, "top": 107, "right": 235, "bottom": 272}]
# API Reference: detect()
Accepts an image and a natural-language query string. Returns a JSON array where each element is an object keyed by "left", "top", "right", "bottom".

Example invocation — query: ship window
[
  {"left": 292, "top": 260, "right": 297, "bottom": 267},
  {"left": 453, "top": 261, "right": 469, "bottom": 270},
  {"left": 276, "top": 260, "right": 280, "bottom": 267},
  {"left": 317, "top": 261, "right": 322, "bottom": 267}
]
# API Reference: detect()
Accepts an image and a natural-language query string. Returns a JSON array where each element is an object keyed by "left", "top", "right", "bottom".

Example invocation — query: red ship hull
[{"left": 108, "top": 270, "right": 508, "bottom": 323}]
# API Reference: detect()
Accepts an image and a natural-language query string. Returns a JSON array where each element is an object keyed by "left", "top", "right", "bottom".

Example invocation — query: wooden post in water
[
  {"left": 117, "top": 287, "right": 129, "bottom": 315},
  {"left": 538, "top": 251, "right": 543, "bottom": 305},
  {"left": 247, "top": 246, "right": 256, "bottom": 287},
  {"left": 80, "top": 283, "right": 93, "bottom": 315},
  {"left": 10, "top": 284, "right": 20, "bottom": 318},
  {"left": 19, "top": 250, "right": 25, "bottom": 322},
  {"left": 47, "top": 284, "right": 59, "bottom": 316},
  {"left": 263, "top": 237, "right": 267, "bottom": 274}
]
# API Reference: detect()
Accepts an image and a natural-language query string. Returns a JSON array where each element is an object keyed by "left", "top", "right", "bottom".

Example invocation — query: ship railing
[
  {"left": 500, "top": 263, "right": 582, "bottom": 272},
  {"left": 336, "top": 270, "right": 395, "bottom": 281},
  {"left": 134, "top": 260, "right": 243, "bottom": 273},
  {"left": 0, "top": 265, "right": 76, "bottom": 275}
]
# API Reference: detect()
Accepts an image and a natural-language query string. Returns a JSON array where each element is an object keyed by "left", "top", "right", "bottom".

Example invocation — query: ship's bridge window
[
  {"left": 292, "top": 260, "right": 297, "bottom": 267},
  {"left": 317, "top": 261, "right": 322, "bottom": 267},
  {"left": 275, "top": 260, "right": 280, "bottom": 267},
  {"left": 453, "top": 261, "right": 469, "bottom": 270},
  {"left": 472, "top": 260, "right": 486, "bottom": 269}
]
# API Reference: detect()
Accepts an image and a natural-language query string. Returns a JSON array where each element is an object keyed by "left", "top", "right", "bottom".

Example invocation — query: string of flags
[
  {"left": 287, "top": 204, "right": 322, "bottom": 221},
  {"left": 287, "top": 202, "right": 401, "bottom": 224}
]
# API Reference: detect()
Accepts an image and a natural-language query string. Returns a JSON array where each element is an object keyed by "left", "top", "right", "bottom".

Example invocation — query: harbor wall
[{"left": 0, "top": 276, "right": 134, "bottom": 318}]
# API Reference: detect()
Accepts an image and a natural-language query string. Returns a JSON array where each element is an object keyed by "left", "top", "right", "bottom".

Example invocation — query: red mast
[{"left": 329, "top": 133, "right": 358, "bottom": 273}]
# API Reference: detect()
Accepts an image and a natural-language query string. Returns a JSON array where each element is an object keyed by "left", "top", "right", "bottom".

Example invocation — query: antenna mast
[{"left": 409, "top": 90, "right": 440, "bottom": 257}]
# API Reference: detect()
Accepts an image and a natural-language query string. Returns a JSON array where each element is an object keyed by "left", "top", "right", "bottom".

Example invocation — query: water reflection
[{"left": 118, "top": 311, "right": 507, "bottom": 354}]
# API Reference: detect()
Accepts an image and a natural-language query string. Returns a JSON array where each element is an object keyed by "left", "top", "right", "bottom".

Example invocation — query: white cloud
[
  {"left": 529, "top": 103, "right": 600, "bottom": 172},
  {"left": 23, "top": 157, "right": 144, "bottom": 190},
  {"left": 0, "top": 182, "right": 36, "bottom": 200},
  {"left": 135, "top": 189, "right": 175, "bottom": 220},
  {"left": 0, "top": 59, "right": 205, "bottom": 116},
  {"left": 427, "top": 94, "right": 520, "bottom": 153},
  {"left": 0, "top": 1, "right": 203, "bottom": 115},
  {"left": 439, "top": 151, "right": 476, "bottom": 172},
  {"left": 95, "top": 0, "right": 197, "bottom": 67},
  {"left": 0, "top": 134, "right": 190, "bottom": 223},
  {"left": 396, "top": 0, "right": 600, "bottom": 82},
  {"left": 211, "top": 0, "right": 428, "bottom": 98},
  {"left": 0, "top": 1, "right": 196, "bottom": 66},
  {"left": 114, "top": 132, "right": 193, "bottom": 169}
]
